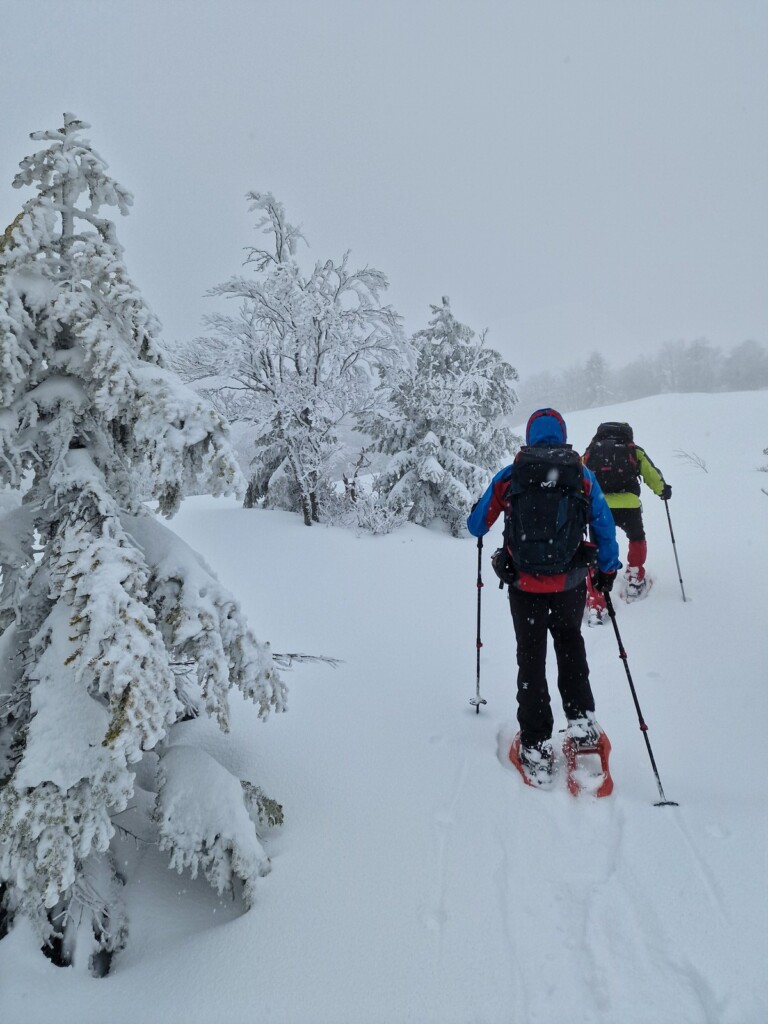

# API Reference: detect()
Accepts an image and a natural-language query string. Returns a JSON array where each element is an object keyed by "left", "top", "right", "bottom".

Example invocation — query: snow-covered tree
[
  {"left": 581, "top": 351, "right": 612, "bottom": 408},
  {"left": 518, "top": 337, "right": 767, "bottom": 413},
  {"left": 656, "top": 339, "right": 689, "bottom": 393},
  {"left": 613, "top": 355, "right": 662, "bottom": 403},
  {"left": 365, "top": 298, "right": 519, "bottom": 536},
  {"left": 679, "top": 338, "right": 723, "bottom": 392},
  {"left": 722, "top": 339, "right": 768, "bottom": 391},
  {"left": 0, "top": 115, "right": 286, "bottom": 973},
  {"left": 174, "top": 192, "right": 403, "bottom": 525},
  {"left": 514, "top": 368, "right": 570, "bottom": 417}
]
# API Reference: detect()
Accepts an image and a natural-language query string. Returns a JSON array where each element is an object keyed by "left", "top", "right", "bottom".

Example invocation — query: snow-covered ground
[{"left": 2, "top": 391, "right": 767, "bottom": 1024}]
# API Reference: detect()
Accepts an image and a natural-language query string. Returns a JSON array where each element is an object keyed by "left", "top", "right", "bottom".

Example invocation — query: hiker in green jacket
[{"left": 582, "top": 421, "right": 670, "bottom": 620}]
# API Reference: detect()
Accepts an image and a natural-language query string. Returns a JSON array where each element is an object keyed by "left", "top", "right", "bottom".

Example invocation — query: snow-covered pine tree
[
  {"left": 173, "top": 192, "right": 403, "bottom": 525},
  {"left": 0, "top": 115, "right": 286, "bottom": 974},
  {"left": 365, "top": 298, "right": 520, "bottom": 535}
]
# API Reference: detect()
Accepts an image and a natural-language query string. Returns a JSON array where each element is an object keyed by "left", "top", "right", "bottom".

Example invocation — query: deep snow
[{"left": 2, "top": 391, "right": 767, "bottom": 1024}]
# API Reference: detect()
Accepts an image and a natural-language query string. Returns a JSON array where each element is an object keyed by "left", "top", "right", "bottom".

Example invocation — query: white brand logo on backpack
[{"left": 541, "top": 468, "right": 559, "bottom": 488}]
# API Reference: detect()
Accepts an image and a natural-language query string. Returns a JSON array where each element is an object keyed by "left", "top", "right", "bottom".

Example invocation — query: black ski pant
[
  {"left": 610, "top": 505, "right": 646, "bottom": 542},
  {"left": 609, "top": 506, "right": 647, "bottom": 575},
  {"left": 508, "top": 582, "right": 594, "bottom": 748}
]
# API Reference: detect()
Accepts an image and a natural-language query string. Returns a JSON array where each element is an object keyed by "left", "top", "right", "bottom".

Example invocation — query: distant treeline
[{"left": 517, "top": 338, "right": 768, "bottom": 414}]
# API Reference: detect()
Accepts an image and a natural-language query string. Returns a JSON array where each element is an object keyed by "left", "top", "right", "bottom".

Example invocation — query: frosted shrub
[{"left": 321, "top": 487, "right": 408, "bottom": 535}]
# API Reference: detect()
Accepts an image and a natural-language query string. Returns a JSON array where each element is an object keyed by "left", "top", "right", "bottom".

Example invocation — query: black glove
[
  {"left": 592, "top": 569, "right": 616, "bottom": 594},
  {"left": 660, "top": 483, "right": 672, "bottom": 500},
  {"left": 491, "top": 547, "right": 517, "bottom": 586}
]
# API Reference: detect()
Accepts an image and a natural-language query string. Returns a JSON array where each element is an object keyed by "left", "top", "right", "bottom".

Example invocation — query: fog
[{"left": 2, "top": 0, "right": 766, "bottom": 378}]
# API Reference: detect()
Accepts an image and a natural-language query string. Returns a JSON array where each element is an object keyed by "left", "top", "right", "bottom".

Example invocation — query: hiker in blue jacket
[{"left": 467, "top": 408, "right": 621, "bottom": 785}]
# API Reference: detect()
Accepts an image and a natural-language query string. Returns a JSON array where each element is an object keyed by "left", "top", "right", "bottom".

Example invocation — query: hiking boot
[
  {"left": 519, "top": 738, "right": 555, "bottom": 786},
  {"left": 566, "top": 713, "right": 602, "bottom": 749}
]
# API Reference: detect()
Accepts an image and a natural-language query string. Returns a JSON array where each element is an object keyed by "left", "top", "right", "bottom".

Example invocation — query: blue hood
[{"left": 525, "top": 408, "right": 568, "bottom": 446}]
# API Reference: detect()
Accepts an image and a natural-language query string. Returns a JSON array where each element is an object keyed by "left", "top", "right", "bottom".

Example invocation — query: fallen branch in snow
[
  {"left": 113, "top": 823, "right": 157, "bottom": 848},
  {"left": 673, "top": 449, "right": 708, "bottom": 473},
  {"left": 271, "top": 652, "right": 343, "bottom": 670},
  {"left": 167, "top": 655, "right": 343, "bottom": 670}
]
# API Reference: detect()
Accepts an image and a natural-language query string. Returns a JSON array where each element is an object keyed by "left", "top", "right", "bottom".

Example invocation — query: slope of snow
[{"left": 2, "top": 391, "right": 767, "bottom": 1023}]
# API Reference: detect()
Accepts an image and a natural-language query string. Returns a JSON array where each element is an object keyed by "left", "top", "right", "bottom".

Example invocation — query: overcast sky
[{"left": 2, "top": 0, "right": 766, "bottom": 379}]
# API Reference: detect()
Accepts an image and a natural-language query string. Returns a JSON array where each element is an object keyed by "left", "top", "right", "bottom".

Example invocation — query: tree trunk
[
  {"left": 300, "top": 493, "right": 313, "bottom": 526},
  {"left": 243, "top": 476, "right": 259, "bottom": 509}
]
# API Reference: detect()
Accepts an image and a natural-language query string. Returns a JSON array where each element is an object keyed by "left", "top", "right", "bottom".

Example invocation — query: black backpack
[
  {"left": 583, "top": 422, "right": 639, "bottom": 495},
  {"left": 502, "top": 446, "right": 590, "bottom": 575}
]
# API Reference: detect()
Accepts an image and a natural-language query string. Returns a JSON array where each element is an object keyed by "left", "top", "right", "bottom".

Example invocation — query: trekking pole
[
  {"left": 470, "top": 537, "right": 487, "bottom": 713},
  {"left": 604, "top": 592, "right": 678, "bottom": 807},
  {"left": 664, "top": 499, "right": 687, "bottom": 602}
]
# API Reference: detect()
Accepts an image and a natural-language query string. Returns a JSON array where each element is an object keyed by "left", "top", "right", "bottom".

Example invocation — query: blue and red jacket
[{"left": 467, "top": 408, "right": 621, "bottom": 593}]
